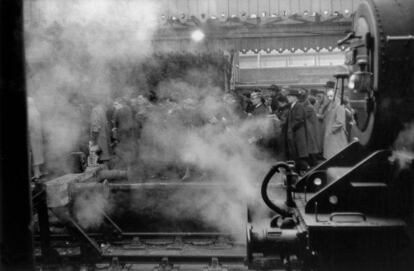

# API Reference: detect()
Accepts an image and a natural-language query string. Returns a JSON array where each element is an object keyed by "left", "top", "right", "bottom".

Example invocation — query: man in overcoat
[
  {"left": 315, "top": 81, "right": 334, "bottom": 154},
  {"left": 300, "top": 92, "right": 320, "bottom": 166},
  {"left": 323, "top": 89, "right": 348, "bottom": 159},
  {"left": 286, "top": 89, "right": 309, "bottom": 172}
]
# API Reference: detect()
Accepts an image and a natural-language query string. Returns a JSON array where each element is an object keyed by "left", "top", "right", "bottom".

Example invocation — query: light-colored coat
[
  {"left": 323, "top": 101, "right": 348, "bottom": 159},
  {"left": 315, "top": 97, "right": 330, "bottom": 152}
]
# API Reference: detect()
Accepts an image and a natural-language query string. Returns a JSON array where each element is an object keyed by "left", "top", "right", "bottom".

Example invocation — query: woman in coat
[{"left": 323, "top": 90, "right": 348, "bottom": 159}]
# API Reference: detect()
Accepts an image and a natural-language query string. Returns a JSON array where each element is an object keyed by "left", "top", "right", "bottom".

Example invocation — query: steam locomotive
[
  {"left": 1, "top": 0, "right": 414, "bottom": 270},
  {"left": 247, "top": 0, "right": 414, "bottom": 270}
]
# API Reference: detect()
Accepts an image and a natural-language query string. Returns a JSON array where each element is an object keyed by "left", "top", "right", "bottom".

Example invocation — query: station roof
[{"left": 153, "top": 0, "right": 359, "bottom": 52}]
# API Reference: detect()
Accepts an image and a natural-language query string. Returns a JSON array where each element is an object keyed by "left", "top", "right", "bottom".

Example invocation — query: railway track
[{"left": 34, "top": 231, "right": 297, "bottom": 270}]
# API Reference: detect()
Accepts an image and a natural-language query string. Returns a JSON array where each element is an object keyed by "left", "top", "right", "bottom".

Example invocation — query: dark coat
[
  {"left": 303, "top": 101, "right": 320, "bottom": 155},
  {"left": 251, "top": 103, "right": 269, "bottom": 117},
  {"left": 275, "top": 104, "right": 290, "bottom": 160},
  {"left": 270, "top": 95, "right": 279, "bottom": 113},
  {"left": 286, "top": 102, "right": 308, "bottom": 160}
]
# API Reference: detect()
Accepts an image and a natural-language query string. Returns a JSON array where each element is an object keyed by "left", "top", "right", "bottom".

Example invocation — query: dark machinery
[{"left": 247, "top": 0, "right": 414, "bottom": 270}]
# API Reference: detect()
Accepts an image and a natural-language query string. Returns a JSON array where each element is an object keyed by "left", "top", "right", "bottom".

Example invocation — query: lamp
[
  {"left": 348, "top": 55, "right": 373, "bottom": 93},
  {"left": 191, "top": 29, "right": 205, "bottom": 42}
]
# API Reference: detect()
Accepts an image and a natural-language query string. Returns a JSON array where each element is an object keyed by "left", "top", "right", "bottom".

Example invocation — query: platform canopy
[{"left": 152, "top": 0, "right": 361, "bottom": 52}]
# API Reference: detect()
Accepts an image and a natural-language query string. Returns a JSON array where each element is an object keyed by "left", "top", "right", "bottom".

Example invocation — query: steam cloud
[
  {"left": 25, "top": 0, "right": 282, "bottom": 236},
  {"left": 73, "top": 188, "right": 112, "bottom": 229},
  {"left": 25, "top": 0, "right": 160, "bottom": 173},
  {"left": 391, "top": 123, "right": 414, "bottom": 169},
  {"left": 129, "top": 80, "right": 280, "bottom": 238}
]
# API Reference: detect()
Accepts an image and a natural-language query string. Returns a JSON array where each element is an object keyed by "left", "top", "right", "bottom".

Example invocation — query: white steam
[
  {"left": 132, "top": 79, "right": 280, "bottom": 238},
  {"left": 25, "top": 0, "right": 282, "bottom": 235},
  {"left": 25, "top": 0, "right": 160, "bottom": 173},
  {"left": 392, "top": 122, "right": 414, "bottom": 169},
  {"left": 73, "top": 189, "right": 112, "bottom": 229}
]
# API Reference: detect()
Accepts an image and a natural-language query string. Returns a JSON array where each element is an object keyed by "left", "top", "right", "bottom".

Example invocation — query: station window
[
  {"left": 288, "top": 54, "right": 316, "bottom": 67},
  {"left": 319, "top": 53, "right": 345, "bottom": 66},
  {"left": 239, "top": 50, "right": 345, "bottom": 69},
  {"left": 239, "top": 55, "right": 259, "bottom": 69},
  {"left": 260, "top": 55, "right": 287, "bottom": 68}
]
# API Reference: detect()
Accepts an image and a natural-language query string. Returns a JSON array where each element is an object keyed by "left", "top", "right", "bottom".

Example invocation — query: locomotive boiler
[{"left": 246, "top": 0, "right": 414, "bottom": 270}]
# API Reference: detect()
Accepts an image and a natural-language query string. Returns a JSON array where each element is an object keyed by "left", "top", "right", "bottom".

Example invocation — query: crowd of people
[
  {"left": 28, "top": 80, "right": 355, "bottom": 181},
  {"left": 242, "top": 81, "right": 355, "bottom": 173}
]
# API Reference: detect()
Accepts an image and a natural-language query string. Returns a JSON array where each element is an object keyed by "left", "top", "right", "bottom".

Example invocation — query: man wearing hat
[
  {"left": 323, "top": 88, "right": 348, "bottom": 159},
  {"left": 249, "top": 90, "right": 269, "bottom": 116},
  {"left": 314, "top": 81, "right": 334, "bottom": 154},
  {"left": 269, "top": 84, "right": 282, "bottom": 113},
  {"left": 285, "top": 88, "right": 309, "bottom": 172},
  {"left": 247, "top": 90, "right": 270, "bottom": 146}
]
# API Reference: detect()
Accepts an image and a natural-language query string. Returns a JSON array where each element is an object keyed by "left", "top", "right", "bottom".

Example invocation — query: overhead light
[
  {"left": 210, "top": 15, "right": 217, "bottom": 20},
  {"left": 220, "top": 12, "right": 228, "bottom": 22},
  {"left": 231, "top": 14, "right": 237, "bottom": 18},
  {"left": 250, "top": 14, "right": 257, "bottom": 19},
  {"left": 191, "top": 29, "right": 205, "bottom": 42},
  {"left": 323, "top": 10, "right": 329, "bottom": 15},
  {"left": 344, "top": 9, "right": 350, "bottom": 14},
  {"left": 171, "top": 16, "right": 178, "bottom": 21}
]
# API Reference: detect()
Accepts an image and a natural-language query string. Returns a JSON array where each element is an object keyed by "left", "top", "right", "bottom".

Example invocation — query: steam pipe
[
  {"left": 96, "top": 169, "right": 128, "bottom": 181},
  {"left": 261, "top": 163, "right": 292, "bottom": 217}
]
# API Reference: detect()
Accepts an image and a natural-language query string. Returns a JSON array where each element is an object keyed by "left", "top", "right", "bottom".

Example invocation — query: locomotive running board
[{"left": 295, "top": 140, "right": 366, "bottom": 191}]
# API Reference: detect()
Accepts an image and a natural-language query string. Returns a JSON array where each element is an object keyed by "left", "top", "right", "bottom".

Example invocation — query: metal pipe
[
  {"left": 386, "top": 35, "right": 414, "bottom": 42},
  {"left": 261, "top": 163, "right": 292, "bottom": 217},
  {"left": 96, "top": 169, "right": 127, "bottom": 181}
]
